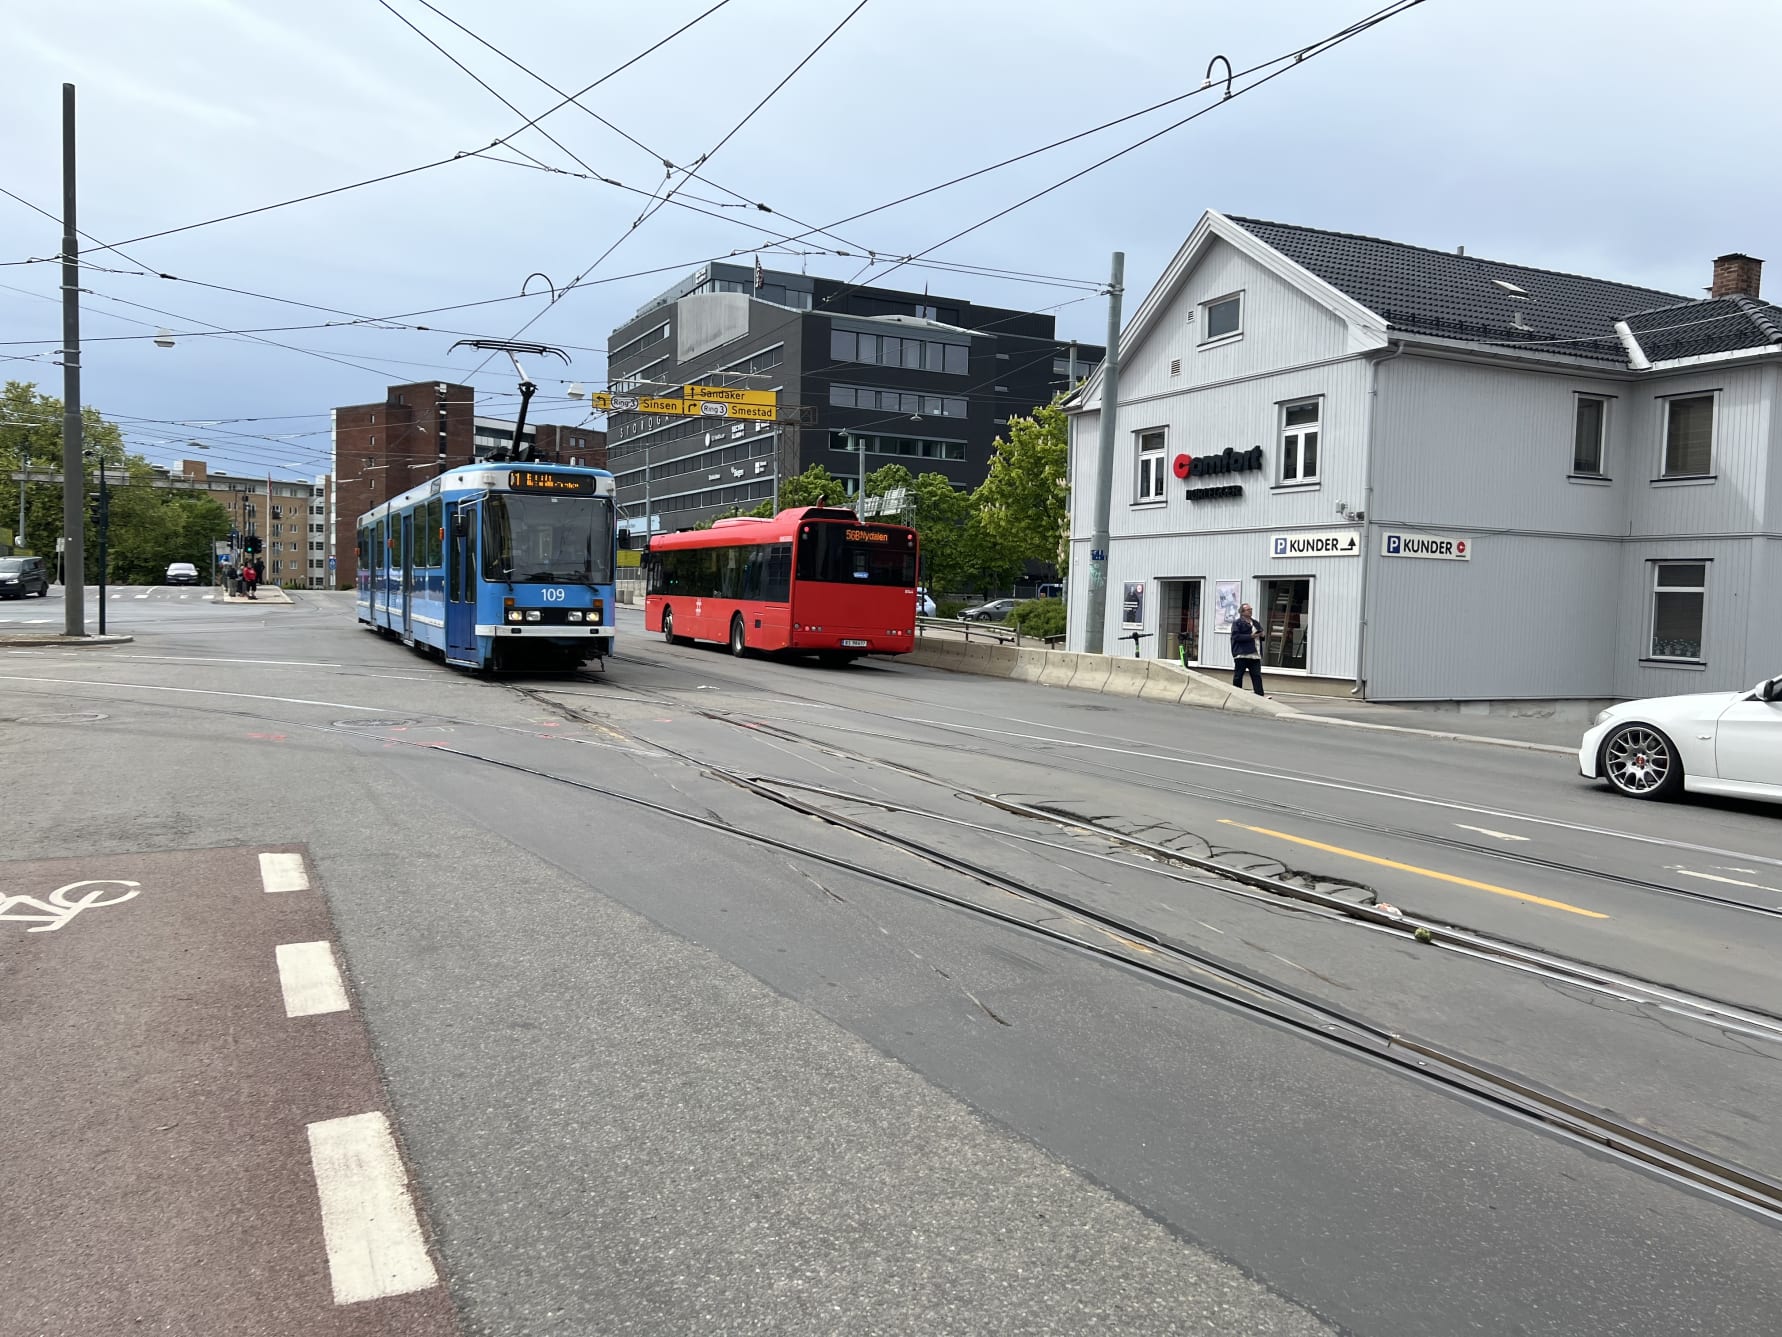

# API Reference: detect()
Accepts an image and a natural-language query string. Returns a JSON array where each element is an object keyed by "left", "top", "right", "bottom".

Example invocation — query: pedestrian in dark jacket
[{"left": 1230, "top": 603, "right": 1264, "bottom": 696}]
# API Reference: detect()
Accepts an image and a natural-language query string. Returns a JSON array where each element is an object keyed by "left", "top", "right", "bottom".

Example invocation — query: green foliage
[
  {"left": 936, "top": 598, "right": 968, "bottom": 619},
  {"left": 704, "top": 463, "right": 853, "bottom": 526},
  {"left": 2, "top": 381, "right": 231, "bottom": 581},
  {"left": 1008, "top": 597, "right": 1066, "bottom": 639},
  {"left": 973, "top": 397, "right": 1069, "bottom": 580}
]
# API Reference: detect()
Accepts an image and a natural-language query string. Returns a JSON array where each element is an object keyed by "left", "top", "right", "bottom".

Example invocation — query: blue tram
[{"left": 356, "top": 463, "right": 617, "bottom": 671}]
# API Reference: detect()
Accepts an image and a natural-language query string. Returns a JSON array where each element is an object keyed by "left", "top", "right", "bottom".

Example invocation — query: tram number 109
[{"left": 541, "top": 588, "right": 566, "bottom": 602}]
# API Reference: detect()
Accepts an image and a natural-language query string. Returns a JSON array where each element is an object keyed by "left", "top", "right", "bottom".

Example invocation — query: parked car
[
  {"left": 916, "top": 589, "right": 936, "bottom": 618},
  {"left": 0, "top": 555, "right": 49, "bottom": 598},
  {"left": 1036, "top": 583, "right": 1064, "bottom": 600},
  {"left": 960, "top": 598, "right": 1018, "bottom": 622},
  {"left": 165, "top": 561, "right": 200, "bottom": 585},
  {"left": 1579, "top": 675, "right": 1782, "bottom": 803}
]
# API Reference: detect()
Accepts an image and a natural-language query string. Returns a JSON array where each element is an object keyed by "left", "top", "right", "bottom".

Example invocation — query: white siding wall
[
  {"left": 1370, "top": 353, "right": 1780, "bottom": 698},
  {"left": 1068, "top": 237, "right": 1372, "bottom": 676}
]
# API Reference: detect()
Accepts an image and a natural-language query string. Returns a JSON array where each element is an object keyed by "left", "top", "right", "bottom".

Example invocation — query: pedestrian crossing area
[{"left": 0, "top": 586, "right": 219, "bottom": 624}]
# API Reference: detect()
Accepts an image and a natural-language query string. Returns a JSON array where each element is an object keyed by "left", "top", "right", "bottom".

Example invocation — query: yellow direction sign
[
  {"left": 590, "top": 391, "right": 784, "bottom": 423},
  {"left": 685, "top": 383, "right": 777, "bottom": 409}
]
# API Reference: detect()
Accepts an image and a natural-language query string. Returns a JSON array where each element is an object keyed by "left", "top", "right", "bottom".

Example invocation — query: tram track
[
  {"left": 351, "top": 710, "right": 1782, "bottom": 1229},
  {"left": 9, "top": 667, "right": 1781, "bottom": 1226},
  {"left": 536, "top": 665, "right": 1782, "bottom": 925}
]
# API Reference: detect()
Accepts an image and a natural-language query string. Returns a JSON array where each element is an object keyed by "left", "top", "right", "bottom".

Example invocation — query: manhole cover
[{"left": 17, "top": 711, "right": 109, "bottom": 724}]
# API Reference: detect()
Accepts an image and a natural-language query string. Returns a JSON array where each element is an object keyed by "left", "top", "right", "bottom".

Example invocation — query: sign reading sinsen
[{"left": 1382, "top": 531, "right": 1472, "bottom": 561}]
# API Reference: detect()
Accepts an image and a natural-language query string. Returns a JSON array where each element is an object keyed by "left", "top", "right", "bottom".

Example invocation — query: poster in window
[
  {"left": 1120, "top": 582, "right": 1145, "bottom": 628},
  {"left": 1214, "top": 580, "right": 1241, "bottom": 633}
]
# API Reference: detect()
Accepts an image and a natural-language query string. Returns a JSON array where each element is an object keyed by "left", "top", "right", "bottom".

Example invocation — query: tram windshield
[{"left": 482, "top": 494, "right": 614, "bottom": 584}]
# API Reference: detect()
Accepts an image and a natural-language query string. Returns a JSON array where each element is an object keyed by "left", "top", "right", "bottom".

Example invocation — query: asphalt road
[{"left": 3, "top": 590, "right": 1778, "bottom": 1335}]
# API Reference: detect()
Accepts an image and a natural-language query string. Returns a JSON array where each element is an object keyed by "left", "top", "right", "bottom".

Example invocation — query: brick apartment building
[
  {"left": 331, "top": 381, "right": 605, "bottom": 587},
  {"left": 160, "top": 458, "right": 332, "bottom": 587}
]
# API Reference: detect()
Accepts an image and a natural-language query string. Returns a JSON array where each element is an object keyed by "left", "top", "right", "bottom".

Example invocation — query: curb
[{"left": 0, "top": 633, "right": 135, "bottom": 648}]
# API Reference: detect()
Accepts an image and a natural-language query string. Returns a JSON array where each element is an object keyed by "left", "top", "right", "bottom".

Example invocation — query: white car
[
  {"left": 1579, "top": 675, "right": 1782, "bottom": 802},
  {"left": 916, "top": 590, "right": 936, "bottom": 618}
]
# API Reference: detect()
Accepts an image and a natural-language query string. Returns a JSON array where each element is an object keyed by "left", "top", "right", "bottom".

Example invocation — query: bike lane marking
[
  {"left": 0, "top": 845, "right": 458, "bottom": 1337},
  {"left": 278, "top": 940, "right": 351, "bottom": 1017}
]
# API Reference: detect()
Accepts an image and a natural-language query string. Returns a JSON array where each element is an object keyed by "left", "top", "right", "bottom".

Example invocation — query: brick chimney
[{"left": 1711, "top": 252, "right": 1763, "bottom": 299}]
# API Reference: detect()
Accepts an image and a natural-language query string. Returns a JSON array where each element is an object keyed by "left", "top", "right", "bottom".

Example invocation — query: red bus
[{"left": 643, "top": 506, "right": 918, "bottom": 663}]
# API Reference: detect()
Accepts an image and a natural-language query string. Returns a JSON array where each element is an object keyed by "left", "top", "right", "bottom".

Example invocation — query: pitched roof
[{"left": 1228, "top": 216, "right": 1782, "bottom": 364}]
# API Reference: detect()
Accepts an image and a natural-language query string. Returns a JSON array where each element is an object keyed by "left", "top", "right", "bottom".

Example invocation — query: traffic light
[{"left": 243, "top": 535, "right": 263, "bottom": 555}]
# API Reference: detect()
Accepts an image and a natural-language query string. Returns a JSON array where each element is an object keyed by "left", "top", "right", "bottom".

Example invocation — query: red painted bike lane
[{"left": 0, "top": 846, "right": 458, "bottom": 1337}]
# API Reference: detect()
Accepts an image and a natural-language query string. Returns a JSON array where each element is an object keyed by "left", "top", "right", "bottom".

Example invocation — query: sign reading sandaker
[
  {"left": 1270, "top": 530, "right": 1360, "bottom": 558},
  {"left": 1382, "top": 530, "right": 1473, "bottom": 561}
]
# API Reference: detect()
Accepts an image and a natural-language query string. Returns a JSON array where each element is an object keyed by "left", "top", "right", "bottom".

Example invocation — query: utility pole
[
  {"left": 15, "top": 445, "right": 26, "bottom": 549},
  {"left": 1068, "top": 340, "right": 1078, "bottom": 387},
  {"left": 642, "top": 442, "right": 651, "bottom": 541},
  {"left": 1082, "top": 252, "right": 1124, "bottom": 656},
  {"left": 60, "top": 83, "right": 85, "bottom": 636},
  {"left": 855, "top": 432, "right": 865, "bottom": 511},
  {"left": 771, "top": 424, "right": 781, "bottom": 513},
  {"left": 93, "top": 453, "right": 108, "bottom": 635}
]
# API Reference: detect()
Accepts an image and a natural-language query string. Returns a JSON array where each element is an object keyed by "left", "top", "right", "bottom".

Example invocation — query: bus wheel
[
  {"left": 729, "top": 615, "right": 748, "bottom": 657},
  {"left": 662, "top": 607, "right": 679, "bottom": 644}
]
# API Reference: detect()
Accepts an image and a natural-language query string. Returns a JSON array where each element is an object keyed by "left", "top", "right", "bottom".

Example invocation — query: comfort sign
[{"left": 1382, "top": 531, "right": 1472, "bottom": 561}]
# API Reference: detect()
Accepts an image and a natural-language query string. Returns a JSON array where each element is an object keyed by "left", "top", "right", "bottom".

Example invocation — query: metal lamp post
[{"left": 82, "top": 447, "right": 109, "bottom": 635}]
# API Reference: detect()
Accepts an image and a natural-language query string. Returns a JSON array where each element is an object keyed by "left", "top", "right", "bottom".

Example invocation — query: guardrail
[{"left": 916, "top": 617, "right": 1064, "bottom": 649}]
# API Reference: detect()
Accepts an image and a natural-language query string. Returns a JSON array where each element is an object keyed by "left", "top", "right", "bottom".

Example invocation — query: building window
[
  {"left": 1135, "top": 429, "right": 1166, "bottom": 502},
  {"left": 1279, "top": 399, "right": 1321, "bottom": 484},
  {"left": 1573, "top": 395, "right": 1608, "bottom": 475},
  {"left": 828, "top": 431, "right": 966, "bottom": 461},
  {"left": 1201, "top": 293, "right": 1243, "bottom": 343},
  {"left": 1650, "top": 562, "right": 1706, "bottom": 661},
  {"left": 830, "top": 329, "right": 969, "bottom": 375},
  {"left": 1662, "top": 395, "right": 1715, "bottom": 477}
]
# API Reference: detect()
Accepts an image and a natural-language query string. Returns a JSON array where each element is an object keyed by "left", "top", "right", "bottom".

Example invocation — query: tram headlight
[
  {"left": 506, "top": 609, "right": 523, "bottom": 623},
  {"left": 567, "top": 610, "right": 583, "bottom": 622},
  {"left": 525, "top": 610, "right": 541, "bottom": 622}
]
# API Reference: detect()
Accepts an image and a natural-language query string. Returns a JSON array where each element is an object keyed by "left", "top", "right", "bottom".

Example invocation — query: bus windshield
[
  {"left": 795, "top": 522, "right": 916, "bottom": 587},
  {"left": 483, "top": 494, "right": 614, "bottom": 584}
]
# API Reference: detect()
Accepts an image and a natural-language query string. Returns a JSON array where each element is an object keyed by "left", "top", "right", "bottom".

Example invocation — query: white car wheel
[{"left": 1601, "top": 723, "right": 1682, "bottom": 800}]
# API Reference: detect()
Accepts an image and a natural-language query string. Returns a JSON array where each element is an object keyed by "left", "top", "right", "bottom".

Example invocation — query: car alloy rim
[{"left": 1606, "top": 727, "right": 1669, "bottom": 792}]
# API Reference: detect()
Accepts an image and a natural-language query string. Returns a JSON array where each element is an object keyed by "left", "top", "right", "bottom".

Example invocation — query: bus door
[
  {"left": 445, "top": 502, "right": 480, "bottom": 665},
  {"left": 400, "top": 512, "right": 415, "bottom": 642}
]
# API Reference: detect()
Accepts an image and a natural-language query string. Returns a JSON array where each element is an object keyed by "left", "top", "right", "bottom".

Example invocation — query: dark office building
[{"left": 604, "top": 262, "right": 1101, "bottom": 535}]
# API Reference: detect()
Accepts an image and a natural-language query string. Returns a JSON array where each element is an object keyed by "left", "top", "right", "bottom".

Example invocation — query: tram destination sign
[{"left": 509, "top": 470, "right": 595, "bottom": 494}]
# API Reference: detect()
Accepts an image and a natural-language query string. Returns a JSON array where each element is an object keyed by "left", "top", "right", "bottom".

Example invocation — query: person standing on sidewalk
[
  {"left": 1230, "top": 602, "right": 1265, "bottom": 696},
  {"left": 241, "top": 561, "right": 258, "bottom": 600}
]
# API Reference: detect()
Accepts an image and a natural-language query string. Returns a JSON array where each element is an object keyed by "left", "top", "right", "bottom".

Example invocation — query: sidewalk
[
  {"left": 217, "top": 584, "right": 294, "bottom": 605},
  {"left": 1269, "top": 691, "right": 1583, "bottom": 753}
]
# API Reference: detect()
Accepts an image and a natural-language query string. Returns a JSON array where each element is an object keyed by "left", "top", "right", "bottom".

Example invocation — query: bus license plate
[{"left": 842, "top": 639, "right": 868, "bottom": 648}]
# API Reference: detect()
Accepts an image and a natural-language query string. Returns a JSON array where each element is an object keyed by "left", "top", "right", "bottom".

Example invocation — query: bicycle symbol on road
[{"left": 0, "top": 880, "right": 142, "bottom": 933}]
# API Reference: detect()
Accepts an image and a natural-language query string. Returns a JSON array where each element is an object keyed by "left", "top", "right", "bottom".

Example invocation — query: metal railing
[{"left": 916, "top": 616, "right": 1065, "bottom": 649}]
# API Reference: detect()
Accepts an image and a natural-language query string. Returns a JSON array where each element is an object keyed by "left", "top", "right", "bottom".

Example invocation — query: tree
[
  {"left": 2, "top": 380, "right": 228, "bottom": 580},
  {"left": 703, "top": 463, "right": 853, "bottom": 525},
  {"left": 972, "top": 396, "right": 1070, "bottom": 579}
]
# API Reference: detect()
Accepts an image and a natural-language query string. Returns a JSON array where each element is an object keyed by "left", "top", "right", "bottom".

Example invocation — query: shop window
[
  {"left": 1259, "top": 578, "right": 1310, "bottom": 671},
  {"left": 1573, "top": 395, "right": 1608, "bottom": 476},
  {"left": 1650, "top": 562, "right": 1706, "bottom": 661},
  {"left": 1135, "top": 430, "right": 1167, "bottom": 502},
  {"left": 1279, "top": 400, "right": 1321, "bottom": 484},
  {"left": 1200, "top": 293, "right": 1242, "bottom": 343},
  {"left": 1661, "top": 395, "right": 1714, "bottom": 477}
]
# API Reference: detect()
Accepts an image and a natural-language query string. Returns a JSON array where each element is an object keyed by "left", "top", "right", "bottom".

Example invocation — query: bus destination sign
[
  {"left": 509, "top": 470, "right": 595, "bottom": 495},
  {"left": 845, "top": 528, "right": 890, "bottom": 544}
]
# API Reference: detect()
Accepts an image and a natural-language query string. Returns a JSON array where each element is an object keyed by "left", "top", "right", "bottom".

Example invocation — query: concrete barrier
[
  {"left": 904, "top": 638, "right": 1298, "bottom": 720},
  {"left": 1038, "top": 650, "right": 1078, "bottom": 688},
  {"left": 1011, "top": 648, "right": 1049, "bottom": 683}
]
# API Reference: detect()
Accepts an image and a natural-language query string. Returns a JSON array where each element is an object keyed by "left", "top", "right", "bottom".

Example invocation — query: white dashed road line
[
  {"left": 259, "top": 851, "right": 310, "bottom": 894},
  {"left": 275, "top": 941, "right": 350, "bottom": 1017},
  {"left": 305, "top": 1112, "right": 440, "bottom": 1304}
]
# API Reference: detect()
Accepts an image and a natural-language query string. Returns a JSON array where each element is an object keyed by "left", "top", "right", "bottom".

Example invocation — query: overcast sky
[{"left": 3, "top": 0, "right": 1778, "bottom": 480}]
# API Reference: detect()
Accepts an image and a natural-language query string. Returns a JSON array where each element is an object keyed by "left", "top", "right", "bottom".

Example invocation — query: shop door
[
  {"left": 1259, "top": 578, "right": 1310, "bottom": 671},
  {"left": 1157, "top": 580, "right": 1202, "bottom": 664}
]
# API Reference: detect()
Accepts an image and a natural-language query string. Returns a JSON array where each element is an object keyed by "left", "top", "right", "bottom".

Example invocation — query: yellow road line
[{"left": 1218, "top": 820, "right": 1610, "bottom": 920}]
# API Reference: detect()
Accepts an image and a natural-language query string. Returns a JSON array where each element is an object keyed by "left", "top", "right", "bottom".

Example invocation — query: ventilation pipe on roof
[{"left": 1613, "top": 320, "right": 1652, "bottom": 371}]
